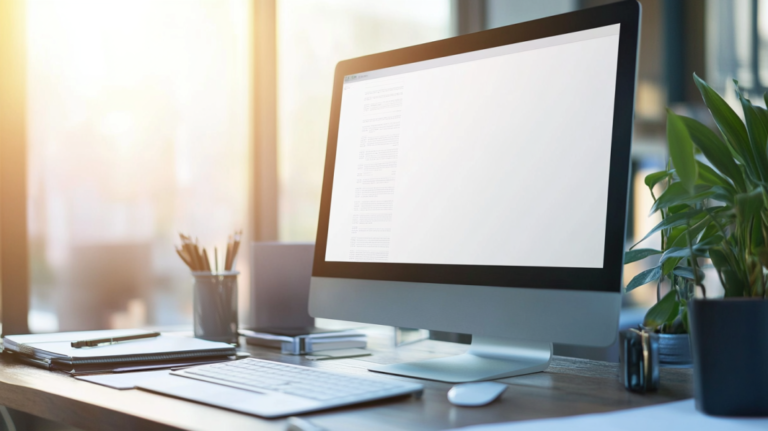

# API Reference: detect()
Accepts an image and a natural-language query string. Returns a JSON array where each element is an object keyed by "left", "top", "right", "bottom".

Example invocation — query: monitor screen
[{"left": 325, "top": 24, "right": 621, "bottom": 269}]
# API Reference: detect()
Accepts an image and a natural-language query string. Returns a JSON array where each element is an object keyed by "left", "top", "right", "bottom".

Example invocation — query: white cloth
[{"left": 450, "top": 399, "right": 768, "bottom": 431}]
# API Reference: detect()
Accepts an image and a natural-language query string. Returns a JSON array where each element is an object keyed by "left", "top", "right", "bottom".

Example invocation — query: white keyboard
[{"left": 156, "top": 358, "right": 423, "bottom": 416}]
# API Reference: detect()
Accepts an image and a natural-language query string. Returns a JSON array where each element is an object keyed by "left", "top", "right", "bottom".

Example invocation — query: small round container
[
  {"left": 658, "top": 333, "right": 692, "bottom": 367},
  {"left": 193, "top": 271, "right": 239, "bottom": 344}
]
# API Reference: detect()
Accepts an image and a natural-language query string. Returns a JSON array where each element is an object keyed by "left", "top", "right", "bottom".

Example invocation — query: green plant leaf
[
  {"left": 649, "top": 183, "right": 713, "bottom": 215},
  {"left": 644, "top": 289, "right": 680, "bottom": 329},
  {"left": 665, "top": 317, "right": 687, "bottom": 334},
  {"left": 755, "top": 246, "right": 768, "bottom": 270},
  {"left": 695, "top": 234, "right": 724, "bottom": 250},
  {"left": 624, "top": 248, "right": 662, "bottom": 265},
  {"left": 667, "top": 204, "right": 691, "bottom": 214},
  {"left": 723, "top": 268, "right": 747, "bottom": 297},
  {"left": 703, "top": 206, "right": 736, "bottom": 227},
  {"left": 754, "top": 105, "right": 768, "bottom": 153},
  {"left": 696, "top": 161, "right": 735, "bottom": 192},
  {"left": 709, "top": 185, "right": 736, "bottom": 205},
  {"left": 660, "top": 235, "right": 722, "bottom": 263},
  {"left": 681, "top": 115, "right": 746, "bottom": 191},
  {"left": 650, "top": 182, "right": 690, "bottom": 215},
  {"left": 666, "top": 225, "right": 687, "bottom": 251},
  {"left": 698, "top": 221, "right": 720, "bottom": 243},
  {"left": 751, "top": 216, "right": 765, "bottom": 253},
  {"left": 625, "top": 266, "right": 662, "bottom": 292},
  {"left": 710, "top": 245, "right": 748, "bottom": 297},
  {"left": 672, "top": 266, "right": 705, "bottom": 281},
  {"left": 736, "top": 85, "right": 768, "bottom": 183},
  {"left": 709, "top": 247, "right": 730, "bottom": 273},
  {"left": 660, "top": 246, "right": 704, "bottom": 263},
  {"left": 756, "top": 104, "right": 768, "bottom": 129},
  {"left": 662, "top": 256, "right": 682, "bottom": 276},
  {"left": 644, "top": 170, "right": 674, "bottom": 189},
  {"left": 631, "top": 209, "right": 704, "bottom": 249},
  {"left": 680, "top": 216, "right": 712, "bottom": 245},
  {"left": 735, "top": 187, "right": 764, "bottom": 222},
  {"left": 667, "top": 110, "right": 698, "bottom": 193},
  {"left": 694, "top": 74, "right": 753, "bottom": 174}
]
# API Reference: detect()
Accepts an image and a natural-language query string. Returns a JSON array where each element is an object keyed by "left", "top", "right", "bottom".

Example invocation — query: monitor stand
[{"left": 369, "top": 336, "right": 552, "bottom": 383}]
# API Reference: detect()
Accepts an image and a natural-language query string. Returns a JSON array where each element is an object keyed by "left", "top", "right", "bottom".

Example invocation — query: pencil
[
  {"left": 175, "top": 231, "right": 242, "bottom": 274},
  {"left": 181, "top": 244, "right": 195, "bottom": 271},
  {"left": 192, "top": 242, "right": 203, "bottom": 271},
  {"left": 202, "top": 248, "right": 211, "bottom": 272},
  {"left": 225, "top": 239, "right": 232, "bottom": 271},
  {"left": 183, "top": 243, "right": 198, "bottom": 271},
  {"left": 230, "top": 231, "right": 241, "bottom": 271}
]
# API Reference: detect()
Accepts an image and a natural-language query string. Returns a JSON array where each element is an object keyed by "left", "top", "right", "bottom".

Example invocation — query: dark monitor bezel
[{"left": 312, "top": 1, "right": 640, "bottom": 294}]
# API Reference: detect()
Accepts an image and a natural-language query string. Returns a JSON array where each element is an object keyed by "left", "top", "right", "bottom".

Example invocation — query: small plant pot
[
  {"left": 657, "top": 333, "right": 692, "bottom": 366},
  {"left": 638, "top": 326, "right": 692, "bottom": 366},
  {"left": 689, "top": 298, "right": 768, "bottom": 416}
]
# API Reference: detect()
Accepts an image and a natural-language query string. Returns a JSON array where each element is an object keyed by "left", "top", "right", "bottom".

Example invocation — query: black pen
[{"left": 71, "top": 332, "right": 161, "bottom": 348}]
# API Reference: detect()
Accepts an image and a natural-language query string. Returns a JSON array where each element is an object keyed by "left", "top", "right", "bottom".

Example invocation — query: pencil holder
[{"left": 193, "top": 271, "right": 239, "bottom": 344}]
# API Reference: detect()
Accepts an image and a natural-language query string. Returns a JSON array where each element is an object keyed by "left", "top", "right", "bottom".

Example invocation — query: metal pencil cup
[{"left": 193, "top": 271, "right": 239, "bottom": 344}]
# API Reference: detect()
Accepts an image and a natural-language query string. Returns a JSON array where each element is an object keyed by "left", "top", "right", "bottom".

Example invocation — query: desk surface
[{"left": 0, "top": 333, "right": 692, "bottom": 431}]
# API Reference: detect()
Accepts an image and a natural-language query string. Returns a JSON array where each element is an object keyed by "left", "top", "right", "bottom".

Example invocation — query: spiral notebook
[{"left": 3, "top": 330, "right": 236, "bottom": 374}]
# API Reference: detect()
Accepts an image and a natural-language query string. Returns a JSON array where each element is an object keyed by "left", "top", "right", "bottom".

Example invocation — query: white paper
[
  {"left": 75, "top": 370, "right": 171, "bottom": 390},
  {"left": 449, "top": 400, "right": 768, "bottom": 431}
]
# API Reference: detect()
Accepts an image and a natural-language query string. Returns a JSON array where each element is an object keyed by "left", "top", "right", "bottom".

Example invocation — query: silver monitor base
[{"left": 369, "top": 336, "right": 552, "bottom": 383}]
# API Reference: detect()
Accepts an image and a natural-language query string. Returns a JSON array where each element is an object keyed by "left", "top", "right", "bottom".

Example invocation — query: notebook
[{"left": 3, "top": 330, "right": 236, "bottom": 373}]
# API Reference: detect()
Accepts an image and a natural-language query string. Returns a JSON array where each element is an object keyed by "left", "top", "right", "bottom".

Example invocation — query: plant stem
[
  {"left": 649, "top": 180, "right": 665, "bottom": 303},
  {"left": 702, "top": 207, "right": 727, "bottom": 239},
  {"left": 685, "top": 219, "right": 706, "bottom": 298}
]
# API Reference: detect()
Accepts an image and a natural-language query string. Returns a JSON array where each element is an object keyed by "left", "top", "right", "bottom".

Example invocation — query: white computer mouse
[{"left": 447, "top": 382, "right": 507, "bottom": 407}]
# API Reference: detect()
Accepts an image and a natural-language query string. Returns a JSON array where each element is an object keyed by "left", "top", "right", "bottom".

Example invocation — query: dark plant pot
[
  {"left": 639, "top": 325, "right": 692, "bottom": 366},
  {"left": 658, "top": 333, "right": 691, "bottom": 366},
  {"left": 689, "top": 298, "right": 768, "bottom": 416}
]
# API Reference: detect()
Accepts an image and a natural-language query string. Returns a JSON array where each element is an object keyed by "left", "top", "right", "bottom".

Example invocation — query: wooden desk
[{"left": 0, "top": 335, "right": 692, "bottom": 431}]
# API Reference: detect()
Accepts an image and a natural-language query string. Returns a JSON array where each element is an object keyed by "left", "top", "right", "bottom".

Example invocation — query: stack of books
[
  {"left": 2, "top": 329, "right": 236, "bottom": 375},
  {"left": 240, "top": 327, "right": 367, "bottom": 355}
]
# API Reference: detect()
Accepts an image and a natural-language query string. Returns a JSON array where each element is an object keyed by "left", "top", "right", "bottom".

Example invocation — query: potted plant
[
  {"left": 623, "top": 107, "right": 713, "bottom": 366},
  {"left": 624, "top": 169, "right": 698, "bottom": 366},
  {"left": 626, "top": 74, "right": 768, "bottom": 416}
]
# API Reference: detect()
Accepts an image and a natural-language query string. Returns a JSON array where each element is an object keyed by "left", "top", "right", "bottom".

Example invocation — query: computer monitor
[{"left": 310, "top": 1, "right": 640, "bottom": 383}]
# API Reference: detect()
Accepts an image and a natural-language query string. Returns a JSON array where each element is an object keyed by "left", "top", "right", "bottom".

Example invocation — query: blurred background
[{"left": 0, "top": 0, "right": 761, "bottom": 334}]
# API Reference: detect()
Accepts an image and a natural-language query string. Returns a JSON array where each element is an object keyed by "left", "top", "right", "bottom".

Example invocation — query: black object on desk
[
  {"left": 71, "top": 331, "right": 161, "bottom": 348},
  {"left": 619, "top": 329, "right": 659, "bottom": 393}
]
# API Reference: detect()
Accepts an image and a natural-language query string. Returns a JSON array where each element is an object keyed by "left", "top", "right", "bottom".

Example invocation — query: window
[
  {"left": 26, "top": 0, "right": 252, "bottom": 332},
  {"left": 708, "top": 0, "right": 768, "bottom": 93},
  {"left": 276, "top": 0, "right": 452, "bottom": 241}
]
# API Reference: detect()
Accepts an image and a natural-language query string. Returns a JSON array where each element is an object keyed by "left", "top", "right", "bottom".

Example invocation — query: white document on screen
[
  {"left": 326, "top": 24, "right": 620, "bottom": 269},
  {"left": 447, "top": 399, "right": 768, "bottom": 431}
]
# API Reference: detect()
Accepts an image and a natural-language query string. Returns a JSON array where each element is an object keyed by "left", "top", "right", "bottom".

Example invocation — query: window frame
[{"left": 0, "top": 0, "right": 31, "bottom": 336}]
